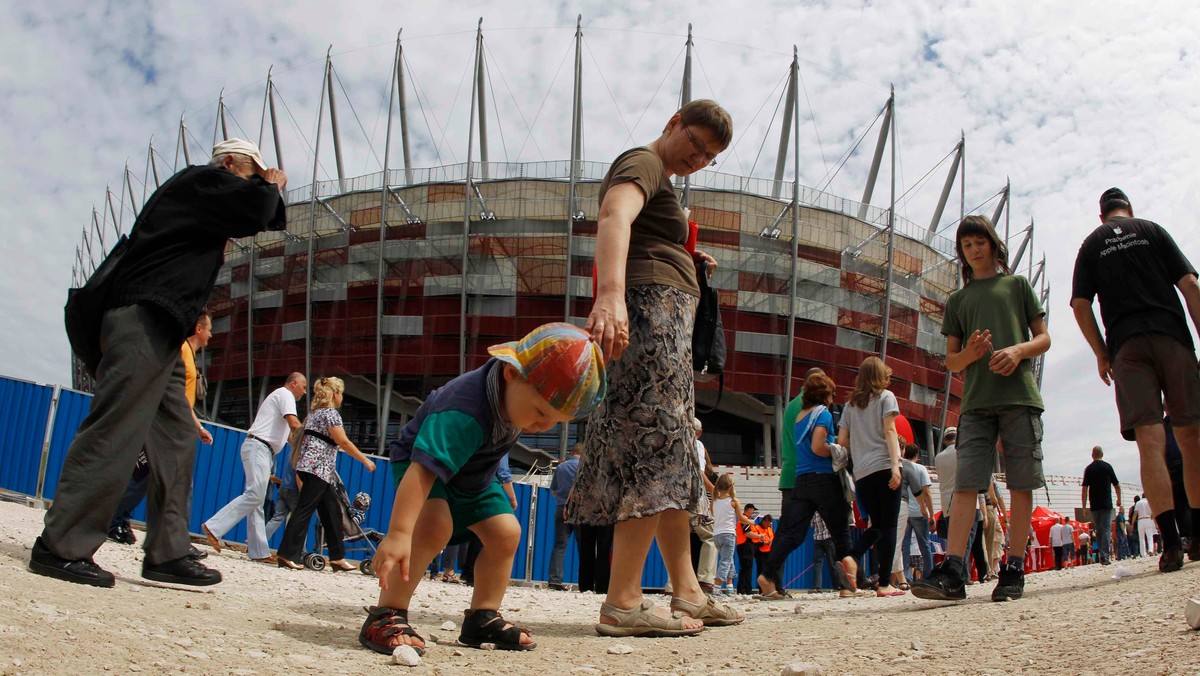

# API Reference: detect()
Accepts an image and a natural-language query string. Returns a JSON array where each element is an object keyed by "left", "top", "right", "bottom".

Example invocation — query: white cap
[
  {"left": 943, "top": 427, "right": 957, "bottom": 438},
  {"left": 212, "top": 138, "right": 267, "bottom": 171}
]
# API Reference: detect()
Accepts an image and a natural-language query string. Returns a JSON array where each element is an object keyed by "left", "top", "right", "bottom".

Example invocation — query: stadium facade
[{"left": 71, "top": 22, "right": 1050, "bottom": 473}]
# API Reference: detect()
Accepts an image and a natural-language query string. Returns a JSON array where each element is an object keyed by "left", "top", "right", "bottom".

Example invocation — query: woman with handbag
[
  {"left": 276, "top": 377, "right": 376, "bottom": 570},
  {"left": 567, "top": 99, "right": 741, "bottom": 637},
  {"left": 837, "top": 356, "right": 906, "bottom": 597},
  {"left": 757, "top": 372, "right": 856, "bottom": 598}
]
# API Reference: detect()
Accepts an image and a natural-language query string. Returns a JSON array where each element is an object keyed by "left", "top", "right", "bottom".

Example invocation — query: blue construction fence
[{"left": 0, "top": 374, "right": 826, "bottom": 589}]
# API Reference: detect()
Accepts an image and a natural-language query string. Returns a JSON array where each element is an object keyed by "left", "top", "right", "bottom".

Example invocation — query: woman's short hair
[
  {"left": 311, "top": 376, "right": 344, "bottom": 410},
  {"left": 801, "top": 373, "right": 836, "bottom": 408},
  {"left": 678, "top": 99, "right": 733, "bottom": 149}
]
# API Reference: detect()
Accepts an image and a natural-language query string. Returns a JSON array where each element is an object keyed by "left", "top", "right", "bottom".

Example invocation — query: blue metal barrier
[
  {"left": 0, "top": 377, "right": 54, "bottom": 496},
  {"left": 41, "top": 388, "right": 92, "bottom": 500}
]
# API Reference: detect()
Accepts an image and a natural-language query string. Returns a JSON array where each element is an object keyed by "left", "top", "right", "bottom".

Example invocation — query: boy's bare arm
[
  {"left": 375, "top": 463, "right": 436, "bottom": 588},
  {"left": 1071, "top": 298, "right": 1113, "bottom": 385}
]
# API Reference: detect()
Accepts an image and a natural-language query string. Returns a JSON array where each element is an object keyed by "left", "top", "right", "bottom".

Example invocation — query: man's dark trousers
[
  {"left": 1090, "top": 508, "right": 1114, "bottom": 564},
  {"left": 42, "top": 304, "right": 196, "bottom": 566},
  {"left": 548, "top": 504, "right": 575, "bottom": 584}
]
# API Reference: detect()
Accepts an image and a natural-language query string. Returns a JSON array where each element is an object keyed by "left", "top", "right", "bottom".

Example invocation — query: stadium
[{"left": 67, "top": 21, "right": 1064, "bottom": 513}]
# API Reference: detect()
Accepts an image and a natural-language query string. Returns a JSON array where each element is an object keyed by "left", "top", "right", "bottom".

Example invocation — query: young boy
[
  {"left": 912, "top": 215, "right": 1051, "bottom": 603},
  {"left": 359, "top": 323, "right": 606, "bottom": 654}
]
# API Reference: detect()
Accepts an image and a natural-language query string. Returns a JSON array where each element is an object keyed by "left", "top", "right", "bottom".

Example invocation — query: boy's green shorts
[{"left": 390, "top": 461, "right": 514, "bottom": 545}]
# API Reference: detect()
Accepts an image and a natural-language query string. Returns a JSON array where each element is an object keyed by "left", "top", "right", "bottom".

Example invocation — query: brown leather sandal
[
  {"left": 670, "top": 595, "right": 745, "bottom": 626},
  {"left": 359, "top": 606, "right": 426, "bottom": 655}
]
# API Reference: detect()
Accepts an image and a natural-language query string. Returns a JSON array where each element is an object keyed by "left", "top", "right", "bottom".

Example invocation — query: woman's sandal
[
  {"left": 358, "top": 606, "right": 426, "bottom": 656},
  {"left": 458, "top": 609, "right": 535, "bottom": 651},
  {"left": 595, "top": 600, "right": 705, "bottom": 638},
  {"left": 753, "top": 591, "right": 787, "bottom": 601},
  {"left": 670, "top": 595, "right": 744, "bottom": 626},
  {"left": 329, "top": 560, "right": 356, "bottom": 572}
]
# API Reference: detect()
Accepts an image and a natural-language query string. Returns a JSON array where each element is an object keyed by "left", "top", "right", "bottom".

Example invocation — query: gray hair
[
  {"left": 209, "top": 152, "right": 250, "bottom": 168},
  {"left": 693, "top": 417, "right": 703, "bottom": 433}
]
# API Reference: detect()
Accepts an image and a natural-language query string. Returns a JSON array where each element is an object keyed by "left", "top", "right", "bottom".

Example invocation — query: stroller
[{"left": 302, "top": 472, "right": 382, "bottom": 575}]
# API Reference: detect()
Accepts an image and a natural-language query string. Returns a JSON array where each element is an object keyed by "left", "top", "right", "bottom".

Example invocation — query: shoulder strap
[
  {"left": 798, "top": 405, "right": 827, "bottom": 443},
  {"left": 302, "top": 428, "right": 337, "bottom": 447}
]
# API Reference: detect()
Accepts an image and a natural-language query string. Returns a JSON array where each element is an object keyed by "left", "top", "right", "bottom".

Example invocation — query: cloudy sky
[{"left": 3, "top": 1, "right": 1199, "bottom": 483}]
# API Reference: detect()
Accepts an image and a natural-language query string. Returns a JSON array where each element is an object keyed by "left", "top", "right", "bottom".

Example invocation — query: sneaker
[
  {"left": 29, "top": 537, "right": 115, "bottom": 588},
  {"left": 1159, "top": 546, "right": 1184, "bottom": 573},
  {"left": 107, "top": 526, "right": 137, "bottom": 545},
  {"left": 143, "top": 556, "right": 222, "bottom": 586},
  {"left": 910, "top": 561, "right": 966, "bottom": 601},
  {"left": 1187, "top": 537, "right": 1200, "bottom": 563},
  {"left": 990, "top": 561, "right": 1025, "bottom": 602}
]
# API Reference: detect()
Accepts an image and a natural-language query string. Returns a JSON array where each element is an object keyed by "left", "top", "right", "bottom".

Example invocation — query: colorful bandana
[{"left": 487, "top": 322, "right": 607, "bottom": 419}]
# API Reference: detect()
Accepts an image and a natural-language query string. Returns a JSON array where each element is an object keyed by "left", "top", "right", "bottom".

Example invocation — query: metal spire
[
  {"left": 782, "top": 45, "right": 802, "bottom": 468},
  {"left": 305, "top": 46, "right": 332, "bottom": 391},
  {"left": 772, "top": 47, "right": 797, "bottom": 199},
  {"left": 377, "top": 29, "right": 403, "bottom": 454},
  {"left": 937, "top": 130, "right": 965, "bottom": 446},
  {"left": 177, "top": 113, "right": 192, "bottom": 168},
  {"left": 474, "top": 19, "right": 490, "bottom": 179},
  {"left": 926, "top": 137, "right": 964, "bottom": 244},
  {"left": 460, "top": 19, "right": 484, "bottom": 374},
  {"left": 680, "top": 23, "right": 694, "bottom": 205},
  {"left": 992, "top": 178, "right": 1009, "bottom": 237},
  {"left": 325, "top": 47, "right": 347, "bottom": 191},
  {"left": 260, "top": 66, "right": 285, "bottom": 171},
  {"left": 858, "top": 96, "right": 893, "bottom": 220},
  {"left": 880, "top": 85, "right": 896, "bottom": 361}
]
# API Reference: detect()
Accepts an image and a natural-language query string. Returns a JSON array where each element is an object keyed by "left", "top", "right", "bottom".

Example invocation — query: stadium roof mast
[
  {"left": 925, "top": 134, "right": 964, "bottom": 246},
  {"left": 936, "top": 133, "right": 964, "bottom": 449},
  {"left": 679, "top": 24, "right": 694, "bottom": 205},
  {"left": 779, "top": 46, "right": 801, "bottom": 471},
  {"left": 259, "top": 66, "right": 285, "bottom": 171},
  {"left": 879, "top": 86, "right": 897, "bottom": 362},
  {"left": 937, "top": 131, "right": 966, "bottom": 447},
  {"left": 305, "top": 47, "right": 332, "bottom": 390},
  {"left": 460, "top": 19, "right": 486, "bottom": 374}
]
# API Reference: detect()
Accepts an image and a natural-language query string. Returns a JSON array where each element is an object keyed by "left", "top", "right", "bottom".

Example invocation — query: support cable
[
  {"left": 795, "top": 65, "right": 829, "bottom": 175},
  {"left": 692, "top": 46, "right": 775, "bottom": 175},
  {"left": 618, "top": 44, "right": 684, "bottom": 150},
  {"left": 513, "top": 39, "right": 572, "bottom": 161},
  {"left": 746, "top": 78, "right": 787, "bottom": 180},
  {"left": 428, "top": 52, "right": 474, "bottom": 165},
  {"left": 485, "top": 41, "right": 550, "bottom": 162},
  {"left": 816, "top": 104, "right": 885, "bottom": 193},
  {"left": 331, "top": 64, "right": 385, "bottom": 170},
  {"left": 581, "top": 36, "right": 636, "bottom": 145},
  {"left": 405, "top": 57, "right": 451, "bottom": 164},
  {"left": 481, "top": 44, "right": 512, "bottom": 162},
  {"left": 931, "top": 188, "right": 1006, "bottom": 236}
]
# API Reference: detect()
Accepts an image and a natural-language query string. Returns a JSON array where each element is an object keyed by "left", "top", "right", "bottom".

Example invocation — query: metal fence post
[
  {"left": 35, "top": 385, "right": 61, "bottom": 502},
  {"left": 524, "top": 484, "right": 538, "bottom": 582}
]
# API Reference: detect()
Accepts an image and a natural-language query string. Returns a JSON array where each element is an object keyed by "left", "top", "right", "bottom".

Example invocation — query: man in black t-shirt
[
  {"left": 1070, "top": 187, "right": 1200, "bottom": 571},
  {"left": 1080, "top": 446, "right": 1122, "bottom": 565}
]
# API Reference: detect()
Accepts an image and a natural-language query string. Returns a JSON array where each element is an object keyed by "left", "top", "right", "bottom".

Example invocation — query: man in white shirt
[
  {"left": 1134, "top": 495, "right": 1157, "bottom": 556},
  {"left": 202, "top": 373, "right": 306, "bottom": 563},
  {"left": 1050, "top": 517, "right": 1068, "bottom": 570}
]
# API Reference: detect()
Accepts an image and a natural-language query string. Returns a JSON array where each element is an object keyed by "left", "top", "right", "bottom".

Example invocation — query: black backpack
[
  {"left": 65, "top": 234, "right": 132, "bottom": 377},
  {"left": 693, "top": 260, "right": 725, "bottom": 413}
]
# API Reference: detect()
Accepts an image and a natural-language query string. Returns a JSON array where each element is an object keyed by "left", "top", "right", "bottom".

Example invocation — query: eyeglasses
[{"left": 682, "top": 124, "right": 718, "bottom": 167}]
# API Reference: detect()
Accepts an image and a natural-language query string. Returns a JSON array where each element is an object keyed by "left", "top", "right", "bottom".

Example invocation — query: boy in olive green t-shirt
[{"left": 912, "top": 215, "right": 1051, "bottom": 604}]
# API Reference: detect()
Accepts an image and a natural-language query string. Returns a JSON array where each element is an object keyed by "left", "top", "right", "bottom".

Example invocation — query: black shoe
[
  {"left": 29, "top": 537, "right": 115, "bottom": 588},
  {"left": 1187, "top": 538, "right": 1200, "bottom": 563},
  {"left": 1159, "top": 546, "right": 1184, "bottom": 573},
  {"left": 991, "top": 561, "right": 1025, "bottom": 602},
  {"left": 187, "top": 545, "right": 208, "bottom": 561},
  {"left": 107, "top": 526, "right": 136, "bottom": 545},
  {"left": 910, "top": 561, "right": 966, "bottom": 601},
  {"left": 143, "top": 556, "right": 222, "bottom": 586}
]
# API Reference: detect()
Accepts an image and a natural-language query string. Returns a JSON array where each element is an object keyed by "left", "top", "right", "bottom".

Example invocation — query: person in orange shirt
[{"left": 752, "top": 515, "right": 774, "bottom": 594}]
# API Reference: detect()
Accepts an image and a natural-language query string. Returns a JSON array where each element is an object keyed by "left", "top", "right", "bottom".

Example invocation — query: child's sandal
[
  {"left": 458, "top": 609, "right": 535, "bottom": 651},
  {"left": 358, "top": 606, "right": 426, "bottom": 655}
]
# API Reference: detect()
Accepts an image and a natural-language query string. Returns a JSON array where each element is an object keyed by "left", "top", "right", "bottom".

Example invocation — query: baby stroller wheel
[
  {"left": 304, "top": 553, "right": 328, "bottom": 571},
  {"left": 359, "top": 559, "right": 374, "bottom": 576}
]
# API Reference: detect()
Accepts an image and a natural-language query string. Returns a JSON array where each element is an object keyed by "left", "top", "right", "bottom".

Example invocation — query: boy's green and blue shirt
[
  {"left": 388, "top": 358, "right": 521, "bottom": 494},
  {"left": 942, "top": 274, "right": 1045, "bottom": 413}
]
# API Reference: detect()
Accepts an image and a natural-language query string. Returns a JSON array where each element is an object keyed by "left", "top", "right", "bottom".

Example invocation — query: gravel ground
[{"left": 0, "top": 500, "right": 1197, "bottom": 675}]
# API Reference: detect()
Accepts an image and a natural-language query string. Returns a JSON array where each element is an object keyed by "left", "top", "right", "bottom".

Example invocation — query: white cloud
[{"left": 3, "top": 0, "right": 1199, "bottom": 483}]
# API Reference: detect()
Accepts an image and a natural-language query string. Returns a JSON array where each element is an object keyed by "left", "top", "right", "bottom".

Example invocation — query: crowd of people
[{"left": 28, "top": 96, "right": 1200, "bottom": 662}]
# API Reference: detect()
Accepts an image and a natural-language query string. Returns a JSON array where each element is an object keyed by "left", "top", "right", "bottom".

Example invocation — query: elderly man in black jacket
[{"left": 31, "top": 139, "right": 287, "bottom": 588}]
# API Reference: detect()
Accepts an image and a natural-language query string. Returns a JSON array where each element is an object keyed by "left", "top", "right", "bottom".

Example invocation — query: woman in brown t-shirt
[{"left": 567, "top": 99, "right": 744, "bottom": 636}]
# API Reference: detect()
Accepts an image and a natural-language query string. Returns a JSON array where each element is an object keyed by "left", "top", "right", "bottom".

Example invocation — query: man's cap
[
  {"left": 743, "top": 503, "right": 756, "bottom": 512},
  {"left": 1099, "top": 187, "right": 1131, "bottom": 216},
  {"left": 943, "top": 426, "right": 957, "bottom": 438},
  {"left": 488, "top": 322, "right": 607, "bottom": 419},
  {"left": 212, "top": 138, "right": 268, "bottom": 171}
]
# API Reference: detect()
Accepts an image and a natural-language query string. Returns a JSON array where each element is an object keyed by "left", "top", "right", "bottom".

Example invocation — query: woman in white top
[{"left": 837, "top": 356, "right": 905, "bottom": 597}]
